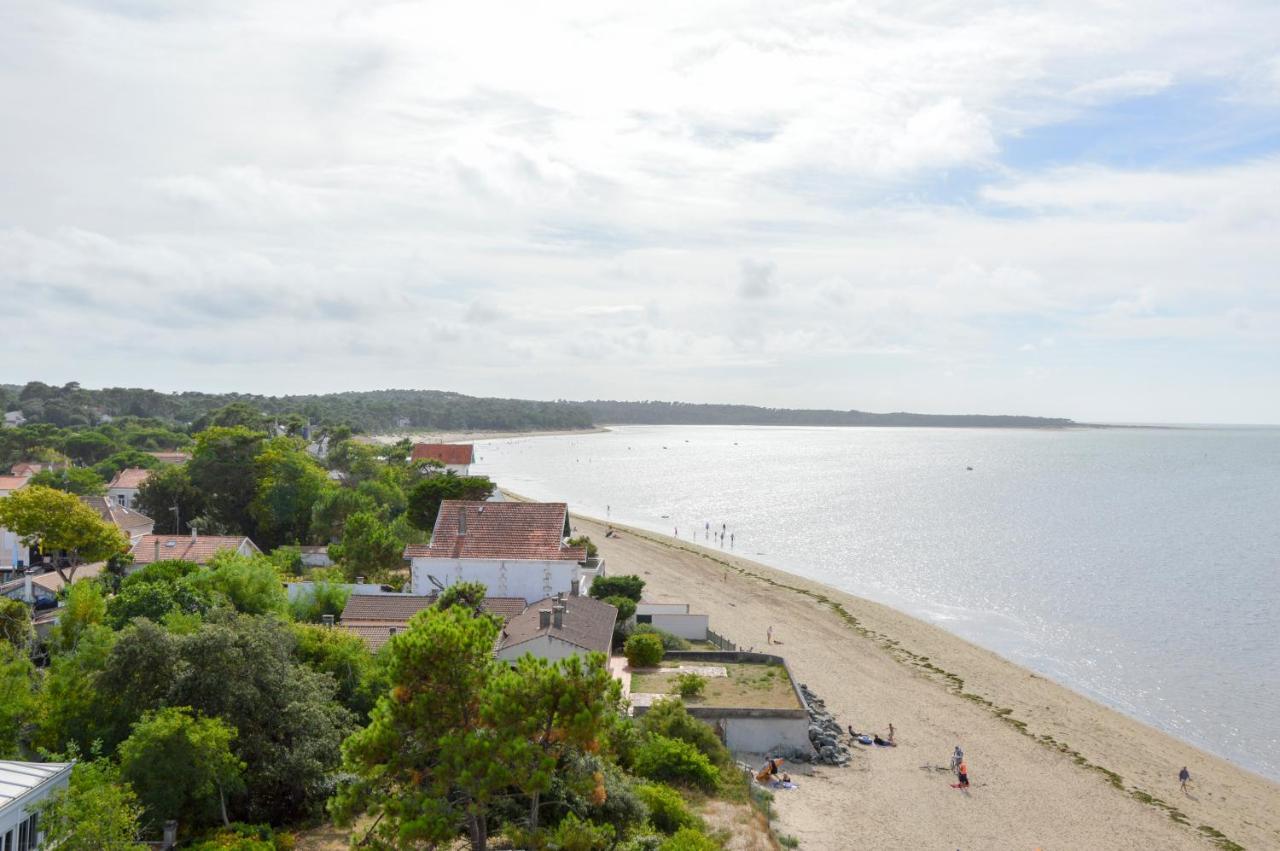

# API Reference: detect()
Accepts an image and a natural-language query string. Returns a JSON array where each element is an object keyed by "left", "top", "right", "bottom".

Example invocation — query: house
[
  {"left": 410, "top": 443, "right": 475, "bottom": 476},
  {"left": 0, "top": 760, "right": 73, "bottom": 848},
  {"left": 129, "top": 532, "right": 261, "bottom": 569},
  {"left": 0, "top": 475, "right": 31, "bottom": 571},
  {"left": 496, "top": 593, "right": 617, "bottom": 664},
  {"left": 338, "top": 592, "right": 527, "bottom": 651},
  {"left": 81, "top": 496, "right": 155, "bottom": 546},
  {"left": 298, "top": 545, "right": 334, "bottom": 568},
  {"left": 1, "top": 411, "right": 25, "bottom": 429},
  {"left": 106, "top": 467, "right": 152, "bottom": 509},
  {"left": 8, "top": 464, "right": 45, "bottom": 478},
  {"left": 405, "top": 501, "right": 604, "bottom": 603},
  {"left": 632, "top": 601, "right": 709, "bottom": 641},
  {"left": 146, "top": 451, "right": 191, "bottom": 465}
]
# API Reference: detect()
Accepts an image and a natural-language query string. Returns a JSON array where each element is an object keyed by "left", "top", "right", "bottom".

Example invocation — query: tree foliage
[
  {"left": 0, "top": 596, "right": 34, "bottom": 648},
  {"left": 327, "top": 510, "right": 403, "bottom": 582},
  {"left": 250, "top": 437, "right": 333, "bottom": 549},
  {"left": 0, "top": 642, "right": 36, "bottom": 757},
  {"left": 30, "top": 466, "right": 106, "bottom": 496},
  {"left": 0, "top": 485, "right": 128, "bottom": 582},
  {"left": 588, "top": 575, "right": 644, "bottom": 603},
  {"left": 623, "top": 633, "right": 664, "bottom": 668},
  {"left": 135, "top": 464, "right": 206, "bottom": 535},
  {"left": 37, "top": 759, "right": 147, "bottom": 851},
  {"left": 119, "top": 706, "right": 245, "bottom": 829},
  {"left": 188, "top": 427, "right": 266, "bottom": 537},
  {"left": 406, "top": 473, "right": 496, "bottom": 530}
]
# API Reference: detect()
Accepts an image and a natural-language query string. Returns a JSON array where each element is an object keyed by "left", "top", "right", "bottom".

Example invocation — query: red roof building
[
  {"left": 107, "top": 467, "right": 153, "bottom": 490},
  {"left": 130, "top": 533, "right": 261, "bottom": 566},
  {"left": 406, "top": 501, "right": 585, "bottom": 562},
  {"left": 410, "top": 443, "right": 475, "bottom": 467}
]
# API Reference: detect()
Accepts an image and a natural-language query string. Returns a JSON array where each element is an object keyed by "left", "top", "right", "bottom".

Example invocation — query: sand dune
[{"left": 576, "top": 515, "right": 1280, "bottom": 850}]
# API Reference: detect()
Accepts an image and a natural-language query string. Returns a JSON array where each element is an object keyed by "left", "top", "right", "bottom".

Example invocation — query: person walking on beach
[
  {"left": 888, "top": 723, "right": 895, "bottom": 744},
  {"left": 957, "top": 760, "right": 970, "bottom": 789},
  {"left": 730, "top": 532, "right": 735, "bottom": 548},
  {"left": 1179, "top": 766, "right": 1191, "bottom": 792},
  {"left": 951, "top": 745, "right": 963, "bottom": 773},
  {"left": 767, "top": 625, "right": 774, "bottom": 645}
]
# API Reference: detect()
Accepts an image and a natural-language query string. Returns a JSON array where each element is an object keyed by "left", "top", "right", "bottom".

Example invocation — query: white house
[
  {"left": 410, "top": 443, "right": 475, "bottom": 476},
  {"left": 1, "top": 411, "right": 25, "bottom": 429},
  {"left": 106, "top": 467, "right": 152, "bottom": 509},
  {"left": 0, "top": 475, "right": 31, "bottom": 571},
  {"left": 496, "top": 593, "right": 617, "bottom": 664},
  {"left": 633, "top": 601, "right": 710, "bottom": 641},
  {"left": 0, "top": 760, "right": 73, "bottom": 850},
  {"left": 406, "top": 501, "right": 604, "bottom": 603}
]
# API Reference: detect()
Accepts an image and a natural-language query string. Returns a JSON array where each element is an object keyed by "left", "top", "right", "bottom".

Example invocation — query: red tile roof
[
  {"left": 339, "top": 593, "right": 529, "bottom": 651},
  {"left": 81, "top": 496, "right": 155, "bottom": 534},
  {"left": 410, "top": 443, "right": 475, "bottom": 465},
  {"left": 108, "top": 468, "right": 153, "bottom": 490},
  {"left": 404, "top": 501, "right": 586, "bottom": 561},
  {"left": 0, "top": 476, "right": 30, "bottom": 492},
  {"left": 130, "top": 534, "right": 260, "bottom": 565}
]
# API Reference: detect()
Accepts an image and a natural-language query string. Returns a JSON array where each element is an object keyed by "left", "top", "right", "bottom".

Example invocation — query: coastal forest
[
  {"left": 2, "top": 380, "right": 1075, "bottom": 433},
  {"left": 0, "top": 400, "right": 769, "bottom": 849}
]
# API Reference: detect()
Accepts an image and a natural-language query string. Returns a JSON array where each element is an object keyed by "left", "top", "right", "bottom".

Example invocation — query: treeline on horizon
[{"left": 1, "top": 381, "right": 1074, "bottom": 433}]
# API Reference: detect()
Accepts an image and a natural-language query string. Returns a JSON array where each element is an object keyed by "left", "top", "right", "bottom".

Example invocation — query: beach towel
[{"left": 857, "top": 734, "right": 873, "bottom": 745}]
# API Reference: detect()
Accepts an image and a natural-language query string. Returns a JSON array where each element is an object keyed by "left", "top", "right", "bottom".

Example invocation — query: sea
[{"left": 473, "top": 425, "right": 1280, "bottom": 782}]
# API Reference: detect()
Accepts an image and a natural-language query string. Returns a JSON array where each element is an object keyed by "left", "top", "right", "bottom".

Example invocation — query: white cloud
[{"left": 1, "top": 0, "right": 1279, "bottom": 421}]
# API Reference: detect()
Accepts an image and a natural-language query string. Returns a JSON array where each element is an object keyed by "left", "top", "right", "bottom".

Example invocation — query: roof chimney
[
  {"left": 355, "top": 576, "right": 365, "bottom": 585},
  {"left": 321, "top": 614, "right": 335, "bottom": 627},
  {"left": 570, "top": 579, "right": 580, "bottom": 597},
  {"left": 539, "top": 609, "right": 552, "bottom": 629},
  {"left": 153, "top": 539, "right": 160, "bottom": 562},
  {"left": 190, "top": 524, "right": 197, "bottom": 541},
  {"left": 552, "top": 605, "right": 565, "bottom": 629},
  {"left": 457, "top": 507, "right": 467, "bottom": 536}
]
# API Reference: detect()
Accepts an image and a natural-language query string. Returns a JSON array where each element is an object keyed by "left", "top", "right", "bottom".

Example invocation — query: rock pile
[{"left": 800, "top": 683, "right": 851, "bottom": 766}]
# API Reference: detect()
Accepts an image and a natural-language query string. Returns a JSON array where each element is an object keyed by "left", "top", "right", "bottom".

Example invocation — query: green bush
[
  {"left": 637, "top": 784, "right": 697, "bottom": 834},
  {"left": 634, "top": 735, "right": 719, "bottom": 791},
  {"left": 632, "top": 623, "right": 690, "bottom": 651},
  {"left": 544, "top": 812, "right": 615, "bottom": 850},
  {"left": 658, "top": 827, "right": 721, "bottom": 851},
  {"left": 638, "top": 699, "right": 729, "bottom": 766},
  {"left": 675, "top": 672, "right": 706, "bottom": 698},
  {"left": 606, "top": 595, "right": 637, "bottom": 622},
  {"left": 589, "top": 575, "right": 645, "bottom": 602},
  {"left": 188, "top": 822, "right": 294, "bottom": 850},
  {"left": 567, "top": 535, "right": 599, "bottom": 559},
  {"left": 625, "top": 633, "right": 664, "bottom": 668}
]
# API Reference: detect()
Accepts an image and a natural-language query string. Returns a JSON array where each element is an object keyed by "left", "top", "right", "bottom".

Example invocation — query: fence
[{"left": 707, "top": 629, "right": 738, "bottom": 651}]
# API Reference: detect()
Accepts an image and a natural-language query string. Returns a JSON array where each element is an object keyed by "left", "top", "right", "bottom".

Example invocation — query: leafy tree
[
  {"left": 589, "top": 575, "right": 644, "bottom": 603},
  {"left": 119, "top": 706, "right": 245, "bottom": 829},
  {"left": 37, "top": 759, "right": 147, "bottom": 851},
  {"left": 434, "top": 580, "right": 490, "bottom": 616},
  {"left": 193, "top": 552, "right": 288, "bottom": 616},
  {"left": 50, "top": 579, "right": 108, "bottom": 654},
  {"left": 250, "top": 437, "right": 333, "bottom": 549},
  {"left": 0, "top": 642, "right": 36, "bottom": 757},
  {"left": 188, "top": 427, "right": 265, "bottom": 537},
  {"left": 605, "top": 595, "right": 636, "bottom": 627},
  {"left": 34, "top": 624, "right": 118, "bottom": 754},
  {"left": 107, "top": 569, "right": 214, "bottom": 630},
  {"left": 168, "top": 612, "right": 353, "bottom": 823},
  {"left": 0, "top": 485, "right": 128, "bottom": 583},
  {"left": 483, "top": 653, "right": 621, "bottom": 831},
  {"left": 333, "top": 605, "right": 510, "bottom": 850},
  {"left": 637, "top": 699, "right": 728, "bottom": 766},
  {"left": 61, "top": 431, "right": 118, "bottom": 465},
  {"left": 30, "top": 466, "right": 106, "bottom": 496},
  {"left": 308, "top": 487, "right": 376, "bottom": 542},
  {"left": 567, "top": 535, "right": 598, "bottom": 559},
  {"left": 632, "top": 735, "right": 719, "bottom": 791},
  {"left": 291, "top": 623, "right": 384, "bottom": 720},
  {"left": 624, "top": 633, "right": 664, "bottom": 668},
  {"left": 135, "top": 464, "right": 206, "bottom": 535},
  {"left": 636, "top": 784, "right": 698, "bottom": 834},
  {"left": 206, "top": 402, "right": 269, "bottom": 432},
  {"left": 327, "top": 511, "right": 403, "bottom": 582},
  {"left": 93, "top": 448, "right": 162, "bottom": 482},
  {"left": 0, "top": 597, "right": 33, "bottom": 648},
  {"left": 288, "top": 581, "right": 350, "bottom": 624},
  {"left": 406, "top": 473, "right": 495, "bottom": 530}
]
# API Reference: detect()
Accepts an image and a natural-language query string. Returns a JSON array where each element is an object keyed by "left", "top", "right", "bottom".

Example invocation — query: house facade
[
  {"left": 0, "top": 760, "right": 73, "bottom": 850},
  {"left": 0, "top": 475, "right": 31, "bottom": 571},
  {"left": 410, "top": 443, "right": 475, "bottom": 476},
  {"left": 496, "top": 593, "right": 617, "bottom": 664},
  {"left": 406, "top": 501, "right": 604, "bottom": 603},
  {"left": 106, "top": 467, "right": 152, "bottom": 509}
]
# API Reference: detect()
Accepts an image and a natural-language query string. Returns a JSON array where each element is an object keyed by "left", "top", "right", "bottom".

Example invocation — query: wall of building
[
  {"left": 636, "top": 602, "right": 690, "bottom": 615},
  {"left": 107, "top": 486, "right": 139, "bottom": 509},
  {"left": 411, "top": 558, "right": 585, "bottom": 603},
  {"left": 0, "top": 764, "right": 72, "bottom": 848},
  {"left": 719, "top": 716, "right": 813, "bottom": 755},
  {"left": 645, "top": 612, "right": 708, "bottom": 640},
  {"left": 496, "top": 634, "right": 582, "bottom": 664}
]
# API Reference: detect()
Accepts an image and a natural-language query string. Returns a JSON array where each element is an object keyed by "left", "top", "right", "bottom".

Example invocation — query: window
[
  {"left": 3, "top": 827, "right": 12, "bottom": 851},
  {"left": 115, "top": 494, "right": 126, "bottom": 506},
  {"left": 636, "top": 614, "right": 652, "bottom": 624}
]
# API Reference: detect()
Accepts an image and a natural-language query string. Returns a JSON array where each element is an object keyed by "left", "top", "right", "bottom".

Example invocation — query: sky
[{"left": 2, "top": 1, "right": 1279, "bottom": 423}]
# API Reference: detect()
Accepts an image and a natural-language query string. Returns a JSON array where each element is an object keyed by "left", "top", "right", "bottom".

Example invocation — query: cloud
[{"left": 1, "top": 0, "right": 1279, "bottom": 421}]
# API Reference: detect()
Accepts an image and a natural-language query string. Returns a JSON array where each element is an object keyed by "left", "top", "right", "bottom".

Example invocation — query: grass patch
[{"left": 631, "top": 663, "right": 800, "bottom": 709}]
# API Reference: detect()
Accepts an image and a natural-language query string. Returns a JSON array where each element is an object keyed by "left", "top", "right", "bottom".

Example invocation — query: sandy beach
[{"left": 571, "top": 514, "right": 1280, "bottom": 850}]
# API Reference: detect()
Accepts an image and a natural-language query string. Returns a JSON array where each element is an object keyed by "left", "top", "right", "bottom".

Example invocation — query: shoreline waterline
[{"left": 553, "top": 505, "right": 1280, "bottom": 849}]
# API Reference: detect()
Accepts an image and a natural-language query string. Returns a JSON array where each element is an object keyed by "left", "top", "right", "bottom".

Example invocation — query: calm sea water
[{"left": 474, "top": 425, "right": 1280, "bottom": 781}]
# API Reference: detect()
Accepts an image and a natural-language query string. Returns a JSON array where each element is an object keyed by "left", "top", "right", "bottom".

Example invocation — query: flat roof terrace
[{"left": 630, "top": 659, "right": 802, "bottom": 710}]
